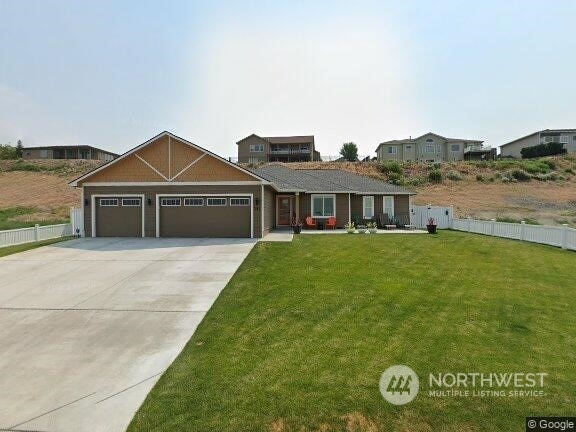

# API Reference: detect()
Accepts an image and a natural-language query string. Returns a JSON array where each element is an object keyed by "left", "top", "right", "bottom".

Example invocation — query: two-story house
[
  {"left": 499, "top": 129, "right": 576, "bottom": 158},
  {"left": 375, "top": 132, "right": 484, "bottom": 162},
  {"left": 236, "top": 134, "right": 320, "bottom": 163}
]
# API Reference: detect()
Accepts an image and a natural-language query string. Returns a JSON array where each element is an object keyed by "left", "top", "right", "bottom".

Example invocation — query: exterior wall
[
  {"left": 297, "top": 193, "right": 349, "bottom": 228},
  {"left": 262, "top": 186, "right": 275, "bottom": 235},
  {"left": 500, "top": 134, "right": 540, "bottom": 158},
  {"left": 23, "top": 147, "right": 115, "bottom": 160},
  {"left": 23, "top": 148, "right": 53, "bottom": 159},
  {"left": 237, "top": 136, "right": 270, "bottom": 163},
  {"left": 83, "top": 185, "right": 263, "bottom": 238},
  {"left": 350, "top": 194, "right": 409, "bottom": 220}
]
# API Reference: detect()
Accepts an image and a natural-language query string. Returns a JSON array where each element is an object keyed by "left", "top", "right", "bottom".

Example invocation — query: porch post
[
  {"left": 348, "top": 193, "right": 351, "bottom": 223},
  {"left": 295, "top": 192, "right": 300, "bottom": 221}
]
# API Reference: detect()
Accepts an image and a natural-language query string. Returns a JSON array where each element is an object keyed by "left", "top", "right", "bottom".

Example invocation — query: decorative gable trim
[{"left": 69, "top": 131, "right": 268, "bottom": 186}]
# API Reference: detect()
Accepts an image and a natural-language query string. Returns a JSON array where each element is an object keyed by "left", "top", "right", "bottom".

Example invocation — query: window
[
  {"left": 388, "top": 146, "right": 397, "bottom": 154},
  {"left": 230, "top": 197, "right": 250, "bottom": 206},
  {"left": 80, "top": 149, "right": 90, "bottom": 159},
  {"left": 560, "top": 135, "right": 568, "bottom": 143},
  {"left": 248, "top": 157, "right": 262, "bottom": 163},
  {"left": 311, "top": 194, "right": 335, "bottom": 217},
  {"left": 40, "top": 149, "right": 48, "bottom": 158},
  {"left": 122, "top": 198, "right": 141, "bottom": 206},
  {"left": 250, "top": 144, "right": 264, "bottom": 152},
  {"left": 425, "top": 145, "right": 435, "bottom": 154},
  {"left": 451, "top": 144, "right": 460, "bottom": 152},
  {"left": 161, "top": 198, "right": 181, "bottom": 206},
  {"left": 425, "top": 138, "right": 434, "bottom": 143},
  {"left": 573, "top": 135, "right": 576, "bottom": 141},
  {"left": 100, "top": 198, "right": 118, "bottom": 206},
  {"left": 383, "top": 196, "right": 395, "bottom": 217},
  {"left": 363, "top": 196, "right": 374, "bottom": 219},
  {"left": 300, "top": 145, "right": 309, "bottom": 151},
  {"left": 184, "top": 198, "right": 203, "bottom": 206},
  {"left": 207, "top": 198, "right": 227, "bottom": 206},
  {"left": 405, "top": 145, "right": 412, "bottom": 149}
]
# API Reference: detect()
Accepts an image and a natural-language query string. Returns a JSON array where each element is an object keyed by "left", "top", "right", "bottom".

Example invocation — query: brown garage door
[
  {"left": 95, "top": 197, "right": 143, "bottom": 237},
  {"left": 159, "top": 196, "right": 251, "bottom": 238}
]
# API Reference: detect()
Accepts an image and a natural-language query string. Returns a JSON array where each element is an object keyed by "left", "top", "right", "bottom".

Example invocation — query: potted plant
[
  {"left": 291, "top": 217, "right": 303, "bottom": 234},
  {"left": 357, "top": 224, "right": 368, "bottom": 234},
  {"left": 426, "top": 217, "right": 437, "bottom": 234},
  {"left": 367, "top": 221, "right": 378, "bottom": 234},
  {"left": 345, "top": 221, "right": 355, "bottom": 234}
]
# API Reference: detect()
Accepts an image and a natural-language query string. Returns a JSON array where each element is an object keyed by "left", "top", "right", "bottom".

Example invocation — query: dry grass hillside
[
  {"left": 0, "top": 156, "right": 575, "bottom": 229},
  {"left": 0, "top": 159, "right": 101, "bottom": 229}
]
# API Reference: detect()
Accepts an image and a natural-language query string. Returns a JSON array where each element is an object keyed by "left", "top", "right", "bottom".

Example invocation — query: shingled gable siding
[{"left": 83, "top": 185, "right": 263, "bottom": 238}]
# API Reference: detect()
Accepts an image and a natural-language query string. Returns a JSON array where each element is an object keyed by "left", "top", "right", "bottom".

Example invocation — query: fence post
[
  {"left": 467, "top": 216, "right": 472, "bottom": 232},
  {"left": 34, "top": 224, "right": 40, "bottom": 242},
  {"left": 520, "top": 221, "right": 526, "bottom": 241},
  {"left": 491, "top": 219, "right": 496, "bottom": 236},
  {"left": 561, "top": 224, "right": 569, "bottom": 249}
]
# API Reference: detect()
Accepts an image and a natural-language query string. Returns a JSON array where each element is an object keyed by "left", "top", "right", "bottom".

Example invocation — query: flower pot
[
  {"left": 426, "top": 224, "right": 437, "bottom": 234},
  {"left": 346, "top": 229, "right": 355, "bottom": 234},
  {"left": 357, "top": 228, "right": 368, "bottom": 234},
  {"left": 369, "top": 228, "right": 378, "bottom": 234},
  {"left": 292, "top": 226, "right": 302, "bottom": 234}
]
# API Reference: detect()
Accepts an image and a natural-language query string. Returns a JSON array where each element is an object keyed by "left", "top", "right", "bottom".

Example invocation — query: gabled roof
[
  {"left": 499, "top": 129, "right": 576, "bottom": 148},
  {"left": 69, "top": 131, "right": 269, "bottom": 186},
  {"left": 251, "top": 165, "right": 414, "bottom": 194},
  {"left": 376, "top": 132, "right": 483, "bottom": 151},
  {"left": 236, "top": 134, "right": 314, "bottom": 145}
]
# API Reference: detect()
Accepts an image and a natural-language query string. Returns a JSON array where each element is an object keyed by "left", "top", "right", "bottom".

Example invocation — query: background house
[
  {"left": 23, "top": 145, "right": 118, "bottom": 162},
  {"left": 236, "top": 134, "right": 320, "bottom": 163},
  {"left": 376, "top": 132, "right": 485, "bottom": 162},
  {"left": 499, "top": 129, "right": 576, "bottom": 158}
]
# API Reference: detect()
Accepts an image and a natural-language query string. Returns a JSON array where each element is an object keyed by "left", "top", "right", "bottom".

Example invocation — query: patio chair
[
  {"left": 305, "top": 216, "right": 317, "bottom": 229},
  {"left": 325, "top": 217, "right": 336, "bottom": 229},
  {"left": 378, "top": 213, "right": 397, "bottom": 230},
  {"left": 396, "top": 214, "right": 416, "bottom": 230}
]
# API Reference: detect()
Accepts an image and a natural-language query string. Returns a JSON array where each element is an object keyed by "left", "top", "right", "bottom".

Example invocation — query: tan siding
[
  {"left": 84, "top": 185, "right": 263, "bottom": 238},
  {"left": 137, "top": 135, "right": 170, "bottom": 178},
  {"left": 237, "top": 135, "right": 269, "bottom": 163},
  {"left": 170, "top": 138, "right": 204, "bottom": 175},
  {"left": 176, "top": 155, "right": 255, "bottom": 182},
  {"left": 85, "top": 154, "right": 165, "bottom": 183}
]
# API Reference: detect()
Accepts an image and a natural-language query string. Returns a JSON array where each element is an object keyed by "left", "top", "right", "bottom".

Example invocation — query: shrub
[
  {"left": 476, "top": 174, "right": 485, "bottom": 182},
  {"left": 509, "top": 169, "right": 531, "bottom": 182},
  {"left": 378, "top": 160, "right": 403, "bottom": 175},
  {"left": 406, "top": 177, "right": 426, "bottom": 186},
  {"left": 564, "top": 168, "right": 575, "bottom": 175},
  {"left": 521, "top": 142, "right": 566, "bottom": 158},
  {"left": 428, "top": 170, "right": 443, "bottom": 183},
  {"left": 387, "top": 172, "right": 405, "bottom": 185},
  {"left": 446, "top": 171, "right": 462, "bottom": 181},
  {"left": 542, "top": 159, "right": 556, "bottom": 170},
  {"left": 523, "top": 160, "right": 550, "bottom": 174}
]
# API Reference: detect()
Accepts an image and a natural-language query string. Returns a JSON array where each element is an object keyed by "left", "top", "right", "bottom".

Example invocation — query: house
[
  {"left": 236, "top": 134, "right": 321, "bottom": 163},
  {"left": 376, "top": 132, "right": 484, "bottom": 162},
  {"left": 69, "top": 131, "right": 413, "bottom": 238},
  {"left": 23, "top": 145, "right": 118, "bottom": 161},
  {"left": 499, "top": 129, "right": 576, "bottom": 158}
]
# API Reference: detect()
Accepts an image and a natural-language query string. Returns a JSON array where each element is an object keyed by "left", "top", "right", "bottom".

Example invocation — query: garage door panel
[
  {"left": 96, "top": 197, "right": 142, "bottom": 237},
  {"left": 160, "top": 196, "right": 251, "bottom": 238}
]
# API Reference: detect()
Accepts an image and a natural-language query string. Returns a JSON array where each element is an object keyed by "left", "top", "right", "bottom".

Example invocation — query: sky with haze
[{"left": 1, "top": 0, "right": 575, "bottom": 158}]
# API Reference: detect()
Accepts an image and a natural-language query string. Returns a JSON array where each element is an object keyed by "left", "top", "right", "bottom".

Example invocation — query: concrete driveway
[{"left": 0, "top": 237, "right": 256, "bottom": 432}]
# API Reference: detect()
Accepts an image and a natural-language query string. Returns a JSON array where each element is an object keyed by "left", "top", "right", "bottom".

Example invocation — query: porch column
[
  {"left": 295, "top": 192, "right": 300, "bottom": 221},
  {"left": 348, "top": 193, "right": 351, "bottom": 223}
]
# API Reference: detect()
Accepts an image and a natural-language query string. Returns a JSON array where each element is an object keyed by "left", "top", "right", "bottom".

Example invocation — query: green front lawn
[
  {"left": 129, "top": 232, "right": 575, "bottom": 432},
  {"left": 0, "top": 207, "right": 69, "bottom": 231}
]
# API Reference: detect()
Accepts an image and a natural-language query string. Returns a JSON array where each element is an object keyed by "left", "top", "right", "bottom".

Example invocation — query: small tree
[
  {"left": 339, "top": 142, "right": 358, "bottom": 162},
  {"left": 16, "top": 140, "right": 23, "bottom": 158}
]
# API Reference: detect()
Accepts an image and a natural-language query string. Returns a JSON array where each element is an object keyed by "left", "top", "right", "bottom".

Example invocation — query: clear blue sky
[{"left": 1, "top": 0, "right": 575, "bottom": 157}]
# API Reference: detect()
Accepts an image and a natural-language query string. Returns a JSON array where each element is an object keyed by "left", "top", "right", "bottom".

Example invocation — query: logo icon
[{"left": 379, "top": 365, "right": 419, "bottom": 405}]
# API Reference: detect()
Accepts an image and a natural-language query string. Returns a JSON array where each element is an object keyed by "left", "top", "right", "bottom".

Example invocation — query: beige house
[
  {"left": 236, "top": 134, "right": 320, "bottom": 163},
  {"left": 375, "top": 132, "right": 484, "bottom": 162},
  {"left": 499, "top": 129, "right": 576, "bottom": 158},
  {"left": 23, "top": 145, "right": 118, "bottom": 161}
]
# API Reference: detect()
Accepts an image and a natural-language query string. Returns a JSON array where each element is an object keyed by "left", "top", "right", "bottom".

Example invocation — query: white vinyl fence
[
  {"left": 452, "top": 218, "right": 576, "bottom": 251},
  {"left": 0, "top": 208, "right": 82, "bottom": 249},
  {"left": 411, "top": 205, "right": 454, "bottom": 229}
]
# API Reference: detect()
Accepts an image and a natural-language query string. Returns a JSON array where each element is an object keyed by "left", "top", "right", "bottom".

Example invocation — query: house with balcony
[
  {"left": 375, "top": 132, "right": 485, "bottom": 162},
  {"left": 23, "top": 145, "right": 118, "bottom": 162},
  {"left": 236, "top": 134, "right": 320, "bottom": 163},
  {"left": 499, "top": 129, "right": 576, "bottom": 158}
]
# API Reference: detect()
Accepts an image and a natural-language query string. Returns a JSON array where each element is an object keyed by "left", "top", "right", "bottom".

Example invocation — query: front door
[{"left": 276, "top": 196, "right": 294, "bottom": 226}]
